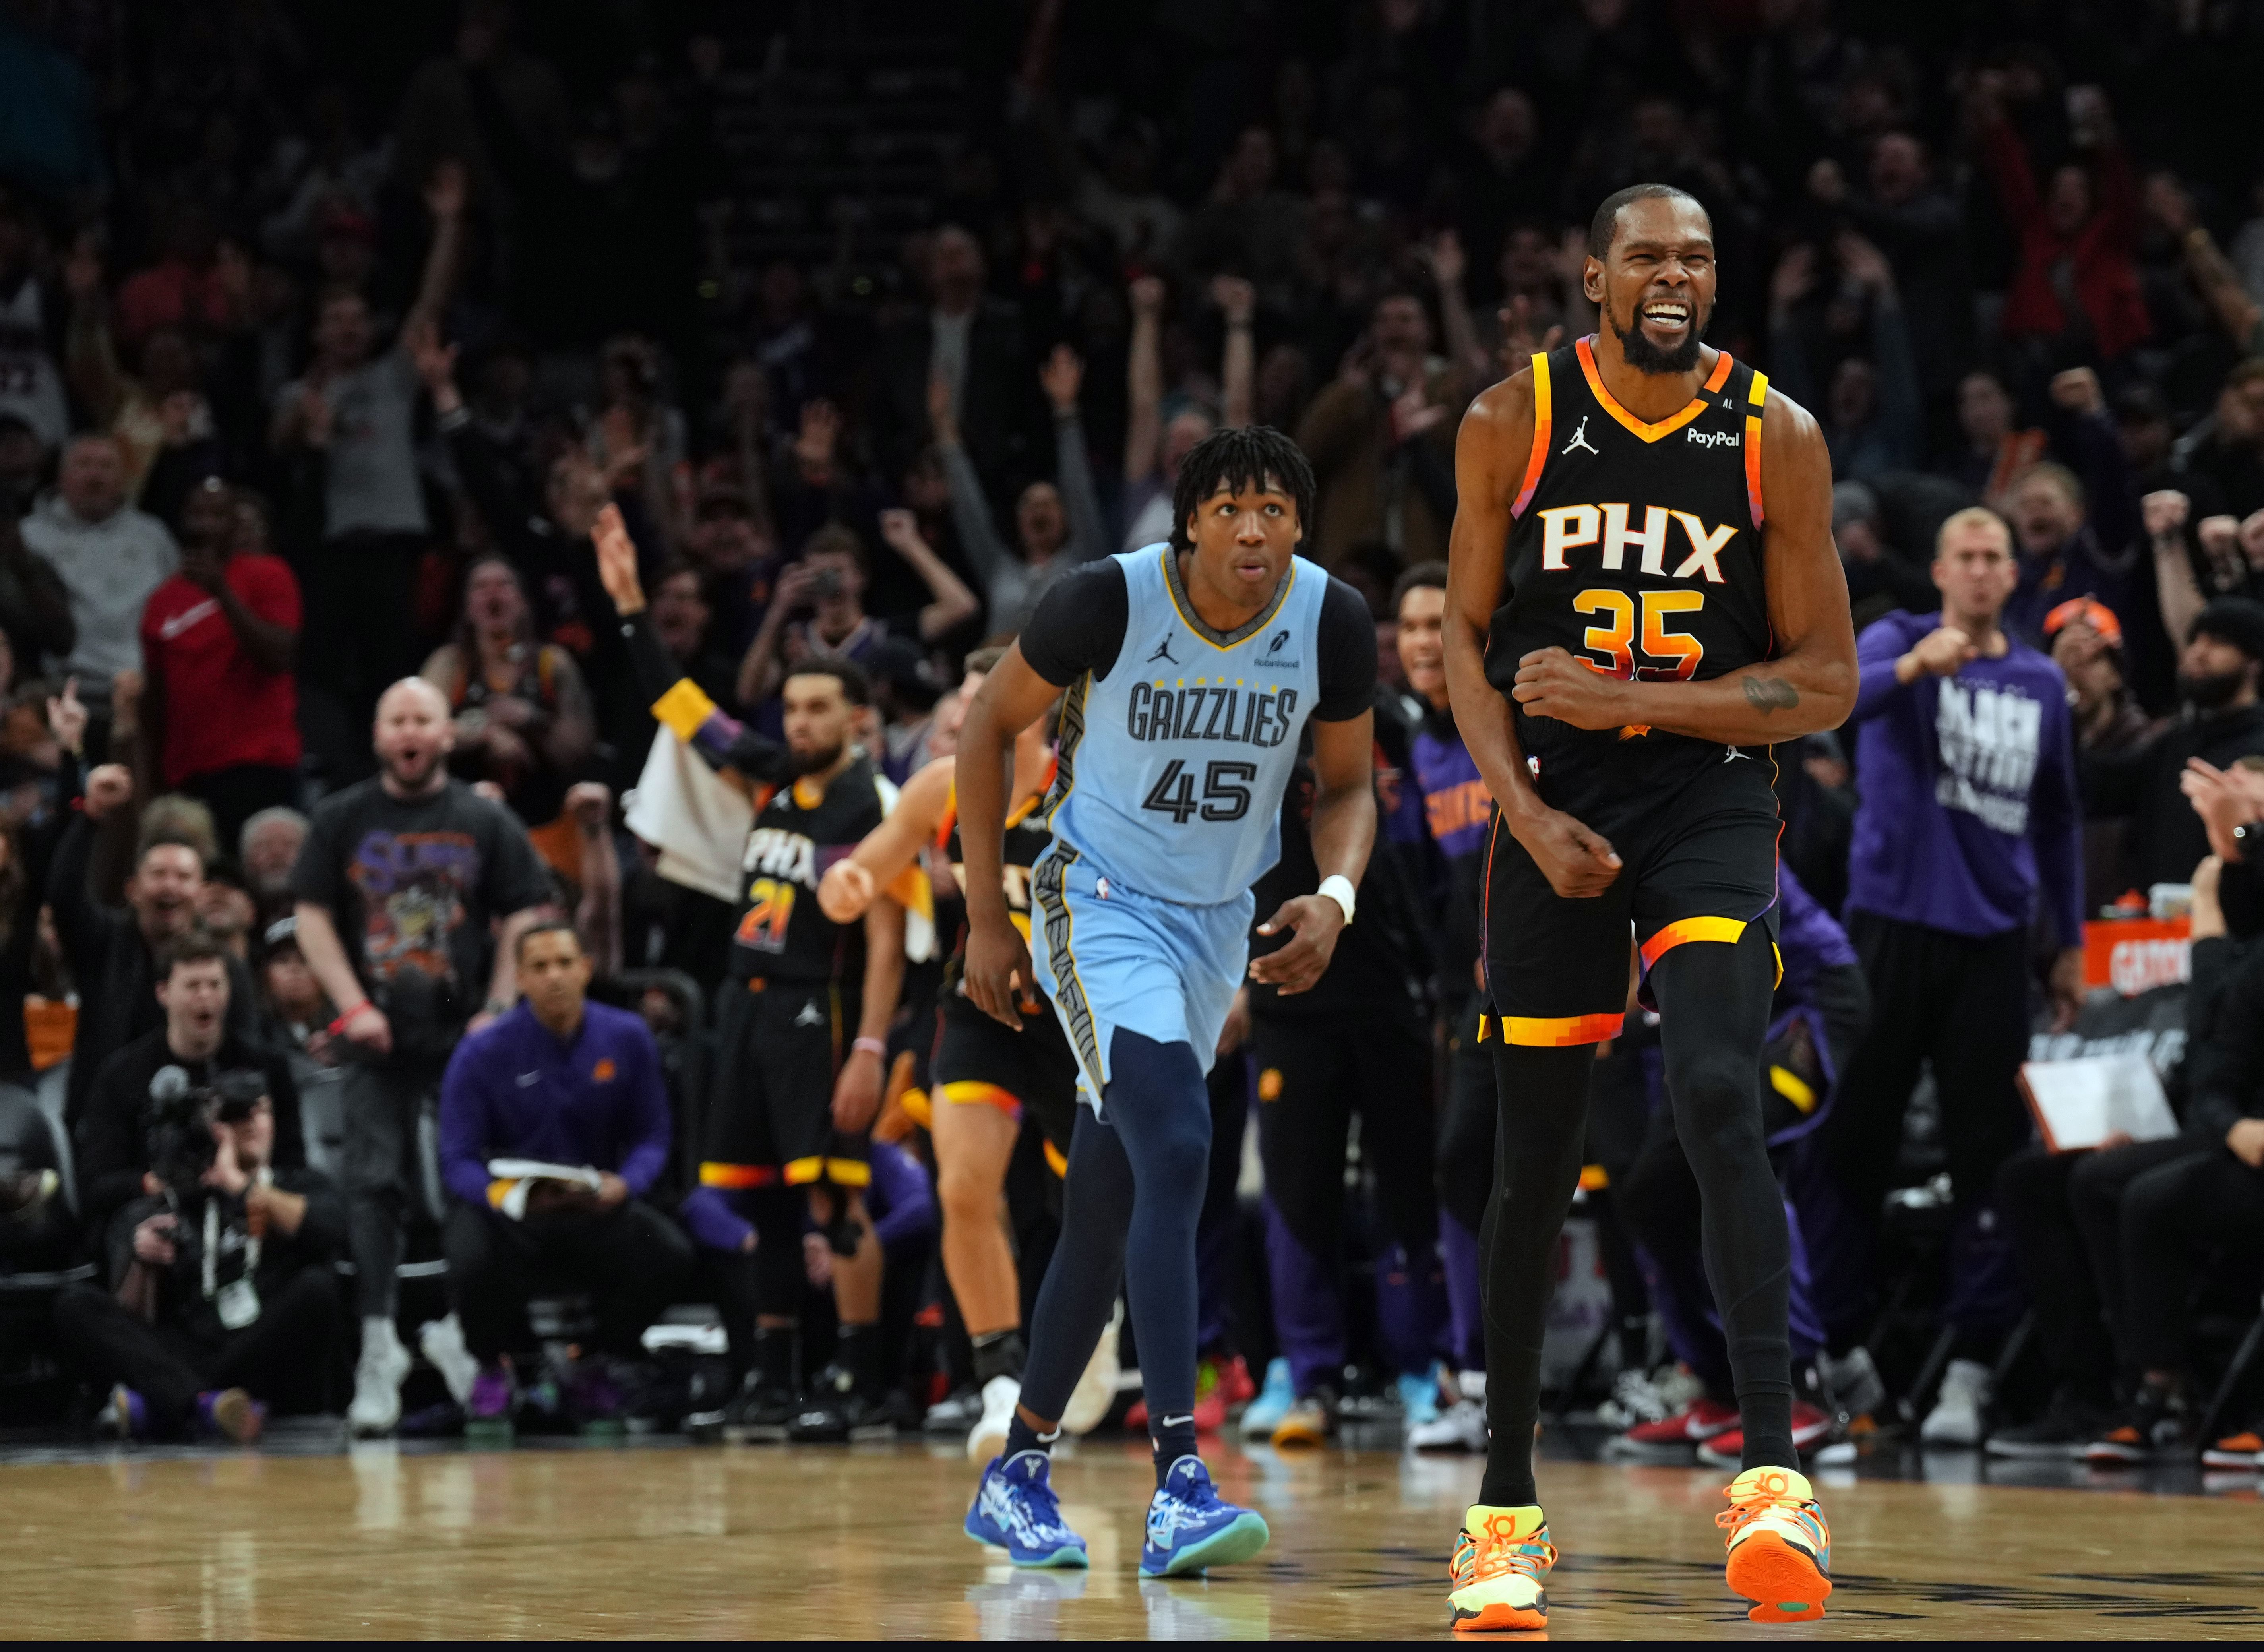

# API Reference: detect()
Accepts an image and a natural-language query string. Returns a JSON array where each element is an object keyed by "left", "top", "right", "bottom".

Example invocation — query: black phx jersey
[
  {"left": 1484, "top": 337, "right": 1775, "bottom": 825},
  {"left": 731, "top": 755, "right": 888, "bottom": 984}
]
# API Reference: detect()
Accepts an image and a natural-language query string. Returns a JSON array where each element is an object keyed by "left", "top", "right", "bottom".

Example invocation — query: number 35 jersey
[
  {"left": 1483, "top": 339, "right": 1777, "bottom": 820},
  {"left": 1023, "top": 546, "right": 1375, "bottom": 908}
]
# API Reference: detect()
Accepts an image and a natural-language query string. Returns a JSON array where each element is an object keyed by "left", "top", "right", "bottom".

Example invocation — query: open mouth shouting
[{"left": 1638, "top": 297, "right": 1693, "bottom": 341}]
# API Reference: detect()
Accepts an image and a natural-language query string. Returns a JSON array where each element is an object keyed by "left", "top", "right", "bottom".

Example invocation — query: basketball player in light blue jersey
[{"left": 955, "top": 427, "right": 1378, "bottom": 1575}]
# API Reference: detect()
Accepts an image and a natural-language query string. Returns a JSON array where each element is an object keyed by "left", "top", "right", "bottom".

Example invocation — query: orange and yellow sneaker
[
  {"left": 1717, "top": 1466, "right": 1832, "bottom": 1623},
  {"left": 1447, "top": 1503, "right": 1555, "bottom": 1633}
]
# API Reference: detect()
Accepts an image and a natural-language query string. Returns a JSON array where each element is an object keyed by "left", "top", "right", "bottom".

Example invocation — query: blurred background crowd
[{"left": 0, "top": 0, "right": 2262, "bottom": 1470}]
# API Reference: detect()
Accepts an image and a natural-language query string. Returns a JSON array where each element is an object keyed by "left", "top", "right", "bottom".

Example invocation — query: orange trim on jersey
[
  {"left": 1042, "top": 1139, "right": 1068, "bottom": 1178},
  {"left": 1745, "top": 371, "right": 1770, "bottom": 527},
  {"left": 1502, "top": 1012, "right": 1625, "bottom": 1047},
  {"left": 940, "top": 1079, "right": 1025, "bottom": 1121},
  {"left": 1511, "top": 351, "right": 1552, "bottom": 518},
  {"left": 699, "top": 1161, "right": 781, "bottom": 1189},
  {"left": 1575, "top": 337, "right": 1732, "bottom": 443},
  {"left": 934, "top": 782, "right": 957, "bottom": 853},
  {"left": 1638, "top": 915, "right": 1747, "bottom": 970}
]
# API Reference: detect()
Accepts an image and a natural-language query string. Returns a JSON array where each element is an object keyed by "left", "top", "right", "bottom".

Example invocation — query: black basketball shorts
[
  {"left": 1481, "top": 754, "right": 1782, "bottom": 1048},
  {"left": 702, "top": 976, "right": 869, "bottom": 1191},
  {"left": 931, "top": 987, "right": 1080, "bottom": 1165}
]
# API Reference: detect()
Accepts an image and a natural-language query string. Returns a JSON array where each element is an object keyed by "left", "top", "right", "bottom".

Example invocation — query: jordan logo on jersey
[
  {"left": 1561, "top": 416, "right": 1600, "bottom": 456},
  {"left": 1536, "top": 503, "right": 1739, "bottom": 583},
  {"left": 1147, "top": 633, "right": 1179, "bottom": 665}
]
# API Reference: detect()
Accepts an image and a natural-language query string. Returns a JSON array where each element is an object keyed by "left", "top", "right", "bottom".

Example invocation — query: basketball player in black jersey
[
  {"left": 593, "top": 510, "right": 908, "bottom": 1443},
  {"left": 1440, "top": 185, "right": 1857, "bottom": 1631},
  {"left": 817, "top": 646, "right": 1083, "bottom": 1464}
]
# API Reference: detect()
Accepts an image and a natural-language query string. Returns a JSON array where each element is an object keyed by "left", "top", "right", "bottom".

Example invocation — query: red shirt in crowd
[{"left": 140, "top": 553, "right": 303, "bottom": 788}]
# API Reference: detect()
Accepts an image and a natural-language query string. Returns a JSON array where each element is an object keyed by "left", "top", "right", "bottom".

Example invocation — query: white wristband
[
  {"left": 1316, "top": 875, "right": 1357, "bottom": 926},
  {"left": 852, "top": 1036, "right": 888, "bottom": 1059}
]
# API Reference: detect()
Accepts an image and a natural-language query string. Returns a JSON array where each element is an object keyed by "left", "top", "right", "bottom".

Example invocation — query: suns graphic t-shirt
[{"left": 291, "top": 778, "right": 552, "bottom": 1015}]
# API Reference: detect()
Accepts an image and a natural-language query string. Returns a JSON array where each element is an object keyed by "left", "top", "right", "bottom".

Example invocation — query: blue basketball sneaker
[
  {"left": 964, "top": 1451, "right": 1090, "bottom": 1568},
  {"left": 1140, "top": 1457, "right": 1270, "bottom": 1577}
]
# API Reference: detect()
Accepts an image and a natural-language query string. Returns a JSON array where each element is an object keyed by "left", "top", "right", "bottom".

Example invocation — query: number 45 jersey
[
  {"left": 1484, "top": 339, "right": 1778, "bottom": 824},
  {"left": 1029, "top": 546, "right": 1373, "bottom": 909}
]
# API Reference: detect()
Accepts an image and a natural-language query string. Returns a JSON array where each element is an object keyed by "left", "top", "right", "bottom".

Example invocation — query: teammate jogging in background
[
  {"left": 955, "top": 426, "right": 1378, "bottom": 1575},
  {"left": 1443, "top": 184, "right": 1857, "bottom": 1631},
  {"left": 816, "top": 647, "right": 1082, "bottom": 1463}
]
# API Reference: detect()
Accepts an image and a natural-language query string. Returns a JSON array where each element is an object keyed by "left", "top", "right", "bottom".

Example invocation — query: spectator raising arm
[
  {"left": 403, "top": 159, "right": 468, "bottom": 343},
  {"left": 875, "top": 507, "right": 979, "bottom": 641},
  {"left": 1423, "top": 232, "right": 1490, "bottom": 386},
  {"left": 593, "top": 503, "right": 792, "bottom": 791},
  {"left": 1216, "top": 275, "right": 1255, "bottom": 428},
  {"left": 1124, "top": 275, "right": 1166, "bottom": 487},
  {"left": 1043, "top": 345, "right": 1110, "bottom": 565}
]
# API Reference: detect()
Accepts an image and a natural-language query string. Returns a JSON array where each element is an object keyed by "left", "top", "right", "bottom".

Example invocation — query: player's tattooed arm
[
  {"left": 1446, "top": 372, "right": 1621, "bottom": 899},
  {"left": 1611, "top": 390, "right": 1857, "bottom": 746}
]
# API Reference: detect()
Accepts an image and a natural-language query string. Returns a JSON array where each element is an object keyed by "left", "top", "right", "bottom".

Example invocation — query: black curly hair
[{"left": 1167, "top": 425, "right": 1316, "bottom": 551}]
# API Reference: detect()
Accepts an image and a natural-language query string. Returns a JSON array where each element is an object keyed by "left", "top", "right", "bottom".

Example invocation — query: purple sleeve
[
  {"left": 2028, "top": 677, "right": 2088, "bottom": 949},
  {"left": 866, "top": 1141, "right": 936, "bottom": 1249},
  {"left": 437, "top": 1038, "right": 497, "bottom": 1208},
  {"left": 678, "top": 1187, "right": 755, "bottom": 1253},
  {"left": 615, "top": 1023, "right": 673, "bottom": 1197},
  {"left": 1850, "top": 621, "right": 1913, "bottom": 722},
  {"left": 1775, "top": 864, "right": 1857, "bottom": 1002}
]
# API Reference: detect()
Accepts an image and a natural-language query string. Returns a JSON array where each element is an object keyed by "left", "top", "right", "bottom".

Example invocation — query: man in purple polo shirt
[
  {"left": 1824, "top": 505, "right": 2085, "bottom": 1443},
  {"left": 438, "top": 920, "right": 693, "bottom": 1426}
]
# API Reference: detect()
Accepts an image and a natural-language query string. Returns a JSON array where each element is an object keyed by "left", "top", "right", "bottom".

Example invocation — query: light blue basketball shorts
[{"left": 1030, "top": 844, "right": 1252, "bottom": 1114}]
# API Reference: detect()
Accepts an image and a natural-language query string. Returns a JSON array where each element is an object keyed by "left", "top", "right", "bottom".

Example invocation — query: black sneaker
[
  {"left": 721, "top": 1375, "right": 801, "bottom": 1444},
  {"left": 786, "top": 1364, "right": 895, "bottom": 1442},
  {"left": 2084, "top": 1385, "right": 2187, "bottom": 1466},
  {"left": 1985, "top": 1390, "right": 2113, "bottom": 1460}
]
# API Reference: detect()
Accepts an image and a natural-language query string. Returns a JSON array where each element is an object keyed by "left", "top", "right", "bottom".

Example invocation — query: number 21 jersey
[
  {"left": 1484, "top": 338, "right": 1776, "bottom": 818},
  {"left": 1044, "top": 546, "right": 1333, "bottom": 907}
]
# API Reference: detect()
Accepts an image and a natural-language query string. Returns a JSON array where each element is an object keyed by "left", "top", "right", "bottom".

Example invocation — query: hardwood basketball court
[{"left": 5, "top": 1437, "right": 2258, "bottom": 1639}]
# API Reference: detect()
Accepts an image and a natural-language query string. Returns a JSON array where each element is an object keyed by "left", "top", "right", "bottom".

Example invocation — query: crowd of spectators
[{"left": 0, "top": 0, "right": 2260, "bottom": 1463}]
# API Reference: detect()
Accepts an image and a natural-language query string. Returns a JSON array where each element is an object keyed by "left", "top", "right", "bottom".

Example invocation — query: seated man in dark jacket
[
  {"left": 51, "top": 987, "right": 345, "bottom": 1442},
  {"left": 76, "top": 932, "right": 301, "bottom": 1249},
  {"left": 438, "top": 920, "right": 691, "bottom": 1425}
]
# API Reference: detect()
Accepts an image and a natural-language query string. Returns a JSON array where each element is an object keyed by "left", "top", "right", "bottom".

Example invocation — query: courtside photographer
[{"left": 52, "top": 945, "right": 345, "bottom": 1440}]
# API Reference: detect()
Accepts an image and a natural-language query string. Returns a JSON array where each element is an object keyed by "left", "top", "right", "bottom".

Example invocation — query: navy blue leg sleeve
[{"left": 1016, "top": 1030, "right": 1211, "bottom": 1454}]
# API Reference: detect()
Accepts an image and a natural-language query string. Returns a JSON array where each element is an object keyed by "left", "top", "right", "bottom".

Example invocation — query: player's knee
[{"left": 935, "top": 1158, "right": 997, "bottom": 1225}]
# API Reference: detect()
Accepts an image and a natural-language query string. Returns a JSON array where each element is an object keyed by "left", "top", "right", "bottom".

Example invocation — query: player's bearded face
[
  {"left": 787, "top": 737, "right": 846, "bottom": 776},
  {"left": 1607, "top": 281, "right": 1710, "bottom": 375}
]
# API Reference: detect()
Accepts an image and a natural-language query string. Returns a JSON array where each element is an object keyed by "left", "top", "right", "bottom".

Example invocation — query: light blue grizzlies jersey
[{"left": 1042, "top": 544, "right": 1329, "bottom": 907}]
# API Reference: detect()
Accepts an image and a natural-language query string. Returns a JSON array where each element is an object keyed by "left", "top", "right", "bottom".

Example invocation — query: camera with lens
[
  {"left": 145, "top": 1065, "right": 267, "bottom": 1205},
  {"left": 810, "top": 566, "right": 846, "bottom": 602}
]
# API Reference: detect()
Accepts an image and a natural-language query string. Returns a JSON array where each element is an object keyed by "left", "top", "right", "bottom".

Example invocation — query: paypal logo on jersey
[
  {"left": 1686, "top": 428, "right": 1740, "bottom": 449},
  {"left": 1125, "top": 680, "right": 1301, "bottom": 747}
]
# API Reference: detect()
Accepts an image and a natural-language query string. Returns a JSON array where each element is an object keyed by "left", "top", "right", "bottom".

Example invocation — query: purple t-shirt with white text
[{"left": 1845, "top": 610, "right": 2083, "bottom": 945}]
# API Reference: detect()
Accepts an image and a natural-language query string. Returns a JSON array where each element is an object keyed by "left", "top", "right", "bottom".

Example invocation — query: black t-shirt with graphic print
[{"left": 290, "top": 778, "right": 552, "bottom": 1036}]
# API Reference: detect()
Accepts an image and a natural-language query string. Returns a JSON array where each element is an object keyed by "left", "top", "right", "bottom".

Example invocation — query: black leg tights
[
  {"left": 1479, "top": 925, "right": 1793, "bottom": 1507},
  {"left": 1477, "top": 1040, "right": 1593, "bottom": 1509},
  {"left": 1650, "top": 925, "right": 1793, "bottom": 1468}
]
